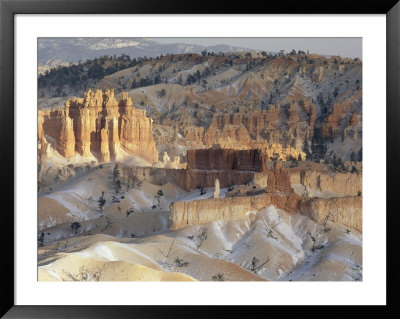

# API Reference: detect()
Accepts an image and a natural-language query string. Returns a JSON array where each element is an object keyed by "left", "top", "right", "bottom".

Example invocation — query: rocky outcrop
[
  {"left": 182, "top": 126, "right": 205, "bottom": 146},
  {"left": 170, "top": 193, "right": 302, "bottom": 231},
  {"left": 253, "top": 172, "right": 268, "bottom": 187},
  {"left": 203, "top": 124, "right": 251, "bottom": 149},
  {"left": 263, "top": 143, "right": 306, "bottom": 161},
  {"left": 205, "top": 109, "right": 280, "bottom": 142},
  {"left": 300, "top": 196, "right": 362, "bottom": 232},
  {"left": 289, "top": 170, "right": 362, "bottom": 196},
  {"left": 266, "top": 161, "right": 293, "bottom": 194},
  {"left": 38, "top": 110, "right": 54, "bottom": 161},
  {"left": 309, "top": 104, "right": 316, "bottom": 127},
  {"left": 285, "top": 104, "right": 299, "bottom": 128},
  {"left": 38, "top": 90, "right": 158, "bottom": 163},
  {"left": 161, "top": 152, "right": 182, "bottom": 169},
  {"left": 187, "top": 148, "right": 267, "bottom": 172},
  {"left": 170, "top": 148, "right": 268, "bottom": 190},
  {"left": 118, "top": 92, "right": 158, "bottom": 163},
  {"left": 168, "top": 168, "right": 254, "bottom": 191},
  {"left": 170, "top": 160, "right": 361, "bottom": 231},
  {"left": 56, "top": 104, "right": 76, "bottom": 158},
  {"left": 213, "top": 179, "right": 220, "bottom": 198},
  {"left": 321, "top": 91, "right": 362, "bottom": 140},
  {"left": 170, "top": 192, "right": 361, "bottom": 232},
  {"left": 170, "top": 160, "right": 304, "bottom": 230},
  {"left": 200, "top": 106, "right": 307, "bottom": 161}
]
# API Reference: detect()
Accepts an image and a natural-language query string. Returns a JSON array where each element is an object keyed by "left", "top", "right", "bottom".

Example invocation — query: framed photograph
[{"left": 1, "top": 0, "right": 398, "bottom": 317}]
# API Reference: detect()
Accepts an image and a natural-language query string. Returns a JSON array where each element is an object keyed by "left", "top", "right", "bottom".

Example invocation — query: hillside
[
  {"left": 38, "top": 51, "right": 362, "bottom": 167},
  {"left": 37, "top": 48, "right": 363, "bottom": 282}
]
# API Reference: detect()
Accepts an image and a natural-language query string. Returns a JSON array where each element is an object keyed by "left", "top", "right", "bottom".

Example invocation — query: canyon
[
  {"left": 170, "top": 161, "right": 361, "bottom": 232},
  {"left": 37, "top": 48, "right": 363, "bottom": 282}
]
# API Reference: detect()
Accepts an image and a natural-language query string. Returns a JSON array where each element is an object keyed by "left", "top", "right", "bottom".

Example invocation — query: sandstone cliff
[
  {"left": 187, "top": 148, "right": 267, "bottom": 172},
  {"left": 202, "top": 108, "right": 306, "bottom": 161},
  {"left": 170, "top": 148, "right": 268, "bottom": 191},
  {"left": 38, "top": 90, "right": 158, "bottom": 163},
  {"left": 289, "top": 169, "right": 362, "bottom": 196},
  {"left": 169, "top": 168, "right": 254, "bottom": 191},
  {"left": 169, "top": 193, "right": 302, "bottom": 231},
  {"left": 170, "top": 160, "right": 361, "bottom": 232},
  {"left": 300, "top": 196, "right": 362, "bottom": 232},
  {"left": 266, "top": 161, "right": 293, "bottom": 194},
  {"left": 321, "top": 91, "right": 362, "bottom": 140},
  {"left": 170, "top": 193, "right": 361, "bottom": 232}
]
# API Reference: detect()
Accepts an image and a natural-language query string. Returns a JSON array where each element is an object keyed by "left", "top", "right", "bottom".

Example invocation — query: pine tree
[
  {"left": 71, "top": 222, "right": 81, "bottom": 235},
  {"left": 98, "top": 191, "right": 106, "bottom": 212},
  {"left": 310, "top": 128, "right": 327, "bottom": 162},
  {"left": 358, "top": 147, "right": 362, "bottom": 161},
  {"left": 115, "top": 180, "right": 121, "bottom": 194},
  {"left": 303, "top": 132, "right": 311, "bottom": 160},
  {"left": 112, "top": 164, "right": 120, "bottom": 183}
]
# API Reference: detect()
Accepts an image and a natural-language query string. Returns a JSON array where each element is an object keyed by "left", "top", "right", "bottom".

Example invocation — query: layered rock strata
[
  {"left": 170, "top": 161, "right": 301, "bottom": 230},
  {"left": 168, "top": 168, "right": 254, "bottom": 191},
  {"left": 171, "top": 148, "right": 268, "bottom": 191},
  {"left": 170, "top": 193, "right": 302, "bottom": 231},
  {"left": 170, "top": 193, "right": 361, "bottom": 232},
  {"left": 289, "top": 170, "right": 362, "bottom": 196},
  {"left": 201, "top": 108, "right": 306, "bottom": 160},
  {"left": 187, "top": 148, "right": 268, "bottom": 172},
  {"left": 266, "top": 161, "right": 293, "bottom": 194},
  {"left": 38, "top": 89, "right": 158, "bottom": 163},
  {"left": 300, "top": 196, "right": 362, "bottom": 232},
  {"left": 170, "top": 160, "right": 361, "bottom": 232}
]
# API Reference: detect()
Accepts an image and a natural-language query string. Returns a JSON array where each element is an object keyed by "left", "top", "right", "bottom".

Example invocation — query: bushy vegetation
[{"left": 38, "top": 54, "right": 154, "bottom": 94}]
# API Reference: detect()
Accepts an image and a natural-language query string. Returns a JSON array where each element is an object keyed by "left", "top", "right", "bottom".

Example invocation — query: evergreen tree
[
  {"left": 115, "top": 179, "right": 121, "bottom": 194},
  {"left": 113, "top": 164, "right": 120, "bottom": 183},
  {"left": 358, "top": 147, "right": 362, "bottom": 161},
  {"left": 71, "top": 222, "right": 81, "bottom": 235},
  {"left": 310, "top": 128, "right": 327, "bottom": 162},
  {"left": 303, "top": 132, "right": 312, "bottom": 160},
  {"left": 98, "top": 191, "right": 106, "bottom": 212},
  {"left": 155, "top": 189, "right": 164, "bottom": 206}
]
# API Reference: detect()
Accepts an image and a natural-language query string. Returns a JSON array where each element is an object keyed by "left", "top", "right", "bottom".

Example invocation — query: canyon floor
[{"left": 38, "top": 163, "right": 362, "bottom": 282}]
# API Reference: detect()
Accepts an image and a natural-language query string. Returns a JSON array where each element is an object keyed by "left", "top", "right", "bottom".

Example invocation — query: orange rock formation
[
  {"left": 266, "top": 161, "right": 294, "bottom": 194},
  {"left": 38, "top": 90, "right": 158, "bottom": 163},
  {"left": 187, "top": 148, "right": 267, "bottom": 172},
  {"left": 170, "top": 160, "right": 361, "bottom": 232},
  {"left": 170, "top": 148, "right": 268, "bottom": 191}
]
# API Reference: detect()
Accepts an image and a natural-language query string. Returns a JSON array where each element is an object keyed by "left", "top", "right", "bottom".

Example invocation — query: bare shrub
[
  {"left": 196, "top": 227, "right": 208, "bottom": 248},
  {"left": 212, "top": 273, "right": 226, "bottom": 281},
  {"left": 321, "top": 212, "right": 332, "bottom": 233},
  {"left": 63, "top": 266, "right": 102, "bottom": 281},
  {"left": 175, "top": 256, "right": 189, "bottom": 267},
  {"left": 248, "top": 256, "right": 270, "bottom": 273}
]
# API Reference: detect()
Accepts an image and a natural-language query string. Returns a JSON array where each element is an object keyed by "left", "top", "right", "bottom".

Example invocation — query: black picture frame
[{"left": 1, "top": 0, "right": 399, "bottom": 317}]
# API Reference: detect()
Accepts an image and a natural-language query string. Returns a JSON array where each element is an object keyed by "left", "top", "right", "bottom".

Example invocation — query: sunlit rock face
[{"left": 38, "top": 89, "right": 158, "bottom": 163}]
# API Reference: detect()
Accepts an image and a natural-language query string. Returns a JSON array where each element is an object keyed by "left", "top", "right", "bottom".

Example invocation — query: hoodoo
[
  {"left": 266, "top": 161, "right": 293, "bottom": 194},
  {"left": 213, "top": 179, "right": 220, "bottom": 198},
  {"left": 38, "top": 89, "right": 158, "bottom": 163}
]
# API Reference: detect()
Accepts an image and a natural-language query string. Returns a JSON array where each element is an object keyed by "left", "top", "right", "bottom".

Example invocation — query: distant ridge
[{"left": 38, "top": 37, "right": 259, "bottom": 69}]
